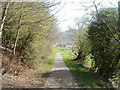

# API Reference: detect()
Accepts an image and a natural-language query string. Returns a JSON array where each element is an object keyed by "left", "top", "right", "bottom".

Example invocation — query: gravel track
[{"left": 45, "top": 53, "right": 80, "bottom": 88}]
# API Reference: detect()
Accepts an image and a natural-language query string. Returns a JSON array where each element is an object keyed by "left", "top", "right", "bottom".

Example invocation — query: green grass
[
  {"left": 38, "top": 46, "right": 69, "bottom": 72},
  {"left": 38, "top": 46, "right": 112, "bottom": 88},
  {"left": 60, "top": 47, "right": 113, "bottom": 88}
]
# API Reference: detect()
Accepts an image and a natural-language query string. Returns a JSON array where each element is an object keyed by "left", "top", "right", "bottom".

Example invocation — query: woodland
[{"left": 1, "top": 0, "right": 120, "bottom": 88}]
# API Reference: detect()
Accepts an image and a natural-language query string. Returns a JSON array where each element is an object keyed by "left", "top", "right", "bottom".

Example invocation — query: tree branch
[{"left": 93, "top": 1, "right": 120, "bottom": 43}]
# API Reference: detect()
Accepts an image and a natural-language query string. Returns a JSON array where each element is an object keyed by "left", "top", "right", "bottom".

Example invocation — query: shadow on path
[{"left": 44, "top": 53, "right": 80, "bottom": 88}]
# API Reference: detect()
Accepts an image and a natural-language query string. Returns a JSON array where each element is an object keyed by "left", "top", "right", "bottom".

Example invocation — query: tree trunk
[
  {"left": 118, "top": 2, "right": 120, "bottom": 36},
  {"left": 19, "top": 33, "right": 32, "bottom": 60},
  {"left": 73, "top": 50, "right": 82, "bottom": 61},
  {"left": 117, "top": 2, "right": 120, "bottom": 65},
  {"left": 13, "top": 25, "right": 21, "bottom": 54},
  {"left": 13, "top": 3, "right": 23, "bottom": 55},
  {"left": 0, "top": 2, "right": 9, "bottom": 32}
]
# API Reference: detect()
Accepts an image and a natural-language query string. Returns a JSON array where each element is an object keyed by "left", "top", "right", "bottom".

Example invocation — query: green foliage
[
  {"left": 61, "top": 48, "right": 113, "bottom": 88},
  {"left": 72, "top": 27, "right": 91, "bottom": 65},
  {"left": 88, "top": 8, "right": 120, "bottom": 80},
  {"left": 38, "top": 46, "right": 71, "bottom": 72},
  {"left": 70, "top": 7, "right": 119, "bottom": 86},
  {"left": 2, "top": 2, "right": 58, "bottom": 68}
]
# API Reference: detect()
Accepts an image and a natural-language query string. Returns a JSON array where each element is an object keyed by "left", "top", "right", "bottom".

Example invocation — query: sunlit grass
[
  {"left": 39, "top": 46, "right": 68, "bottom": 72},
  {"left": 62, "top": 55, "right": 101, "bottom": 88},
  {"left": 60, "top": 47, "right": 113, "bottom": 88},
  {"left": 38, "top": 46, "right": 112, "bottom": 88}
]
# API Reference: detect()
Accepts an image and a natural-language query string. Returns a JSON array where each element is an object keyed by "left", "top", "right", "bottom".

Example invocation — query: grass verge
[
  {"left": 60, "top": 47, "right": 113, "bottom": 88},
  {"left": 38, "top": 46, "right": 66, "bottom": 72}
]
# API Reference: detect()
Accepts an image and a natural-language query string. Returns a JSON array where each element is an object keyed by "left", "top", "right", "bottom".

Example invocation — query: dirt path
[{"left": 44, "top": 53, "right": 80, "bottom": 88}]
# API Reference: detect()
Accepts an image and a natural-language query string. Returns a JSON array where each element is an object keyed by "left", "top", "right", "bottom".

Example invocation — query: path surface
[{"left": 45, "top": 53, "right": 80, "bottom": 88}]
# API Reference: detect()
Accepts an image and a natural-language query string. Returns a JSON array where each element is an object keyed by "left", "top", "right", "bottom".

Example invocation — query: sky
[{"left": 47, "top": 0, "right": 118, "bottom": 32}]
